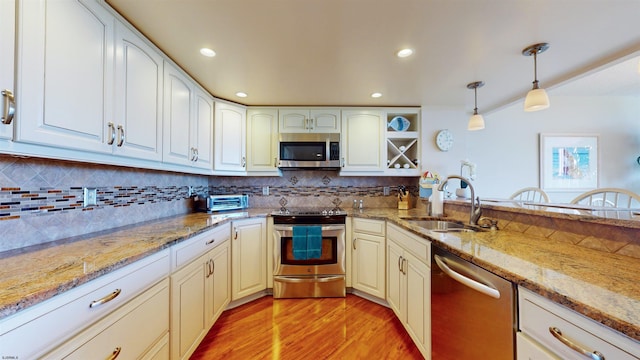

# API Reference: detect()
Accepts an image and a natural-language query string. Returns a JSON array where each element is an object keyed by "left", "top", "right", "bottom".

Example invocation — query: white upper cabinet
[
  {"left": 279, "top": 108, "right": 340, "bottom": 133},
  {"left": 247, "top": 108, "right": 280, "bottom": 175},
  {"left": 0, "top": 0, "right": 15, "bottom": 140},
  {"left": 214, "top": 102, "right": 247, "bottom": 174},
  {"left": 340, "top": 109, "right": 385, "bottom": 174},
  {"left": 16, "top": 0, "right": 114, "bottom": 153},
  {"left": 163, "top": 62, "right": 214, "bottom": 170},
  {"left": 193, "top": 90, "right": 214, "bottom": 170},
  {"left": 163, "top": 63, "right": 193, "bottom": 166},
  {"left": 113, "top": 22, "right": 163, "bottom": 161}
]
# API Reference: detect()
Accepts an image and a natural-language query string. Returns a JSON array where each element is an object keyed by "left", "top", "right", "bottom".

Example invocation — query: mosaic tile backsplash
[{"left": 0, "top": 155, "right": 419, "bottom": 253}]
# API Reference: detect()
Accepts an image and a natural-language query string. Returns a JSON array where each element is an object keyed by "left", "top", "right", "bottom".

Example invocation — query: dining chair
[
  {"left": 570, "top": 188, "right": 640, "bottom": 208},
  {"left": 509, "top": 187, "right": 550, "bottom": 203}
]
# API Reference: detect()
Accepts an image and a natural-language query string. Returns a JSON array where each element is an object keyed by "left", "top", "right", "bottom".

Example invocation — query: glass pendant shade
[
  {"left": 524, "top": 88, "right": 550, "bottom": 112},
  {"left": 467, "top": 113, "right": 485, "bottom": 131}
]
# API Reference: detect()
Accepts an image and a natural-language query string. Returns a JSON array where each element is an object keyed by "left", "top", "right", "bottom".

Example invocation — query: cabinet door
[
  {"left": 404, "top": 251, "right": 430, "bottom": 356},
  {"left": 352, "top": 232, "right": 386, "bottom": 299},
  {"left": 386, "top": 240, "right": 404, "bottom": 320},
  {"left": 206, "top": 242, "right": 231, "bottom": 327},
  {"left": 278, "top": 109, "right": 308, "bottom": 132},
  {"left": 17, "top": 0, "right": 113, "bottom": 153},
  {"left": 192, "top": 89, "right": 214, "bottom": 170},
  {"left": 214, "top": 102, "right": 247, "bottom": 174},
  {"left": 341, "top": 110, "right": 385, "bottom": 172},
  {"left": 0, "top": 0, "right": 15, "bottom": 140},
  {"left": 170, "top": 255, "right": 207, "bottom": 360},
  {"left": 310, "top": 109, "right": 340, "bottom": 133},
  {"left": 163, "top": 62, "right": 193, "bottom": 166},
  {"left": 113, "top": 22, "right": 163, "bottom": 161},
  {"left": 232, "top": 218, "right": 267, "bottom": 300},
  {"left": 247, "top": 108, "right": 279, "bottom": 173}
]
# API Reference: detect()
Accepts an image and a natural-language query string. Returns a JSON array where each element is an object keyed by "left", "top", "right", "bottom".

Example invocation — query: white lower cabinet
[
  {"left": 170, "top": 225, "right": 231, "bottom": 360},
  {"left": 386, "top": 223, "right": 431, "bottom": 359},
  {"left": 0, "top": 250, "right": 170, "bottom": 359},
  {"left": 518, "top": 286, "right": 639, "bottom": 360},
  {"left": 232, "top": 218, "right": 267, "bottom": 300},
  {"left": 42, "top": 278, "right": 170, "bottom": 360},
  {"left": 351, "top": 218, "right": 386, "bottom": 299}
]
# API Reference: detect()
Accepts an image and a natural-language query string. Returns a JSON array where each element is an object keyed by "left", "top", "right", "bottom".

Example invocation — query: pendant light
[
  {"left": 522, "top": 42, "right": 550, "bottom": 112},
  {"left": 466, "top": 81, "right": 485, "bottom": 131}
]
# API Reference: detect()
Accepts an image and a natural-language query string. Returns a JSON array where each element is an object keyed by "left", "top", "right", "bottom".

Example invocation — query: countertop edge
[{"left": 0, "top": 209, "right": 637, "bottom": 343}]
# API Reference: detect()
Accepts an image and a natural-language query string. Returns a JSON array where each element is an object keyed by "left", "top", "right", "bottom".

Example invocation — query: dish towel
[
  {"left": 306, "top": 226, "right": 323, "bottom": 259},
  {"left": 292, "top": 226, "right": 308, "bottom": 260}
]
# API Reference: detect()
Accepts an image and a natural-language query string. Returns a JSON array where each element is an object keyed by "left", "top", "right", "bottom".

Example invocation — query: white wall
[{"left": 421, "top": 96, "right": 640, "bottom": 203}]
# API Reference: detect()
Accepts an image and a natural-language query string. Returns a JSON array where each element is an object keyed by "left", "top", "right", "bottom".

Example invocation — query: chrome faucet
[{"left": 437, "top": 175, "right": 482, "bottom": 225}]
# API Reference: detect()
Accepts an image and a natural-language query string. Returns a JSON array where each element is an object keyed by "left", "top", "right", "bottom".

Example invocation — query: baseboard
[{"left": 348, "top": 288, "right": 389, "bottom": 308}]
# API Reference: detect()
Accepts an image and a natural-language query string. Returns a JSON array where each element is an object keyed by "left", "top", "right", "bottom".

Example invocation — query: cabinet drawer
[
  {"left": 171, "top": 222, "right": 231, "bottom": 270},
  {"left": 519, "top": 288, "right": 639, "bottom": 360},
  {"left": 43, "top": 278, "right": 170, "bottom": 359},
  {"left": 353, "top": 218, "right": 385, "bottom": 236},
  {"left": 0, "top": 250, "right": 170, "bottom": 359},
  {"left": 387, "top": 223, "right": 430, "bottom": 264}
]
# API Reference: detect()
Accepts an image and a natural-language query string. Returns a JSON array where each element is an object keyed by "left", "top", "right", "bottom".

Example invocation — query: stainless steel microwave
[{"left": 278, "top": 133, "right": 340, "bottom": 169}]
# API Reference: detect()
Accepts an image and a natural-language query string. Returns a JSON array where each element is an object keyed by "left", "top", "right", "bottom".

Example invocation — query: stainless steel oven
[{"left": 272, "top": 210, "right": 346, "bottom": 298}]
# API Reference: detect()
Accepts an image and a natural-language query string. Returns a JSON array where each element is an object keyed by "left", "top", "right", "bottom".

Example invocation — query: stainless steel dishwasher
[{"left": 431, "top": 245, "right": 516, "bottom": 359}]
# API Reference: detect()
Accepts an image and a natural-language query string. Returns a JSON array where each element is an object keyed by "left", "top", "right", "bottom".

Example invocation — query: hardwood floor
[{"left": 190, "top": 294, "right": 424, "bottom": 359}]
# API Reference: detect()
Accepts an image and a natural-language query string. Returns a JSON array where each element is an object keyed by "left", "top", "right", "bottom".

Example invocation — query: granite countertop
[{"left": 0, "top": 207, "right": 638, "bottom": 343}]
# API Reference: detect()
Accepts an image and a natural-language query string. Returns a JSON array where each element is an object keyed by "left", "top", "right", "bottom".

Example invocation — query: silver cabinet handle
[
  {"left": 106, "top": 347, "right": 122, "bottom": 360},
  {"left": 89, "top": 288, "right": 121, "bottom": 308},
  {"left": 205, "top": 238, "right": 215, "bottom": 245},
  {"left": 309, "top": 118, "right": 314, "bottom": 130},
  {"left": 107, "top": 122, "right": 116, "bottom": 145},
  {"left": 234, "top": 227, "right": 238, "bottom": 240},
  {"left": 116, "top": 125, "right": 124, "bottom": 147},
  {"left": 274, "top": 157, "right": 278, "bottom": 167},
  {"left": 194, "top": 148, "right": 199, "bottom": 162},
  {"left": 190, "top": 147, "right": 196, "bottom": 161},
  {"left": 402, "top": 258, "right": 407, "bottom": 275},
  {"left": 549, "top": 327, "right": 605, "bottom": 360},
  {"left": 398, "top": 256, "right": 403, "bottom": 273},
  {"left": 341, "top": 157, "right": 345, "bottom": 167},
  {"left": 352, "top": 237, "right": 357, "bottom": 250},
  {"left": 241, "top": 156, "right": 246, "bottom": 168},
  {"left": 305, "top": 118, "right": 309, "bottom": 130},
  {"left": 434, "top": 255, "right": 500, "bottom": 299},
  {"left": 1, "top": 89, "right": 15, "bottom": 125}
]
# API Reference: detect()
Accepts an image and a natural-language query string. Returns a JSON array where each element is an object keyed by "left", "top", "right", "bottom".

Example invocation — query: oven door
[{"left": 273, "top": 224, "right": 346, "bottom": 276}]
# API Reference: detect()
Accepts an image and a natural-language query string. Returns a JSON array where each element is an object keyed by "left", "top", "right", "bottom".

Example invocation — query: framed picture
[{"left": 539, "top": 133, "right": 599, "bottom": 191}]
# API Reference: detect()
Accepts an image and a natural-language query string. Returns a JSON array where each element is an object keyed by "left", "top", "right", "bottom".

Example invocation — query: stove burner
[
  {"left": 272, "top": 207, "right": 347, "bottom": 224},
  {"left": 272, "top": 208, "right": 346, "bottom": 216}
]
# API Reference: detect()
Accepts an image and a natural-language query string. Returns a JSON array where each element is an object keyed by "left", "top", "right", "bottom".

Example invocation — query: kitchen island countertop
[{"left": 0, "top": 207, "right": 638, "bottom": 344}]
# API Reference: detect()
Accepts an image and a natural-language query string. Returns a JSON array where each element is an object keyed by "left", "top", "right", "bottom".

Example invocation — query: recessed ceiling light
[
  {"left": 235, "top": 92, "right": 248, "bottom": 98},
  {"left": 371, "top": 92, "right": 382, "bottom": 98},
  {"left": 200, "top": 48, "right": 216, "bottom": 57},
  {"left": 396, "top": 48, "right": 414, "bottom": 58}
]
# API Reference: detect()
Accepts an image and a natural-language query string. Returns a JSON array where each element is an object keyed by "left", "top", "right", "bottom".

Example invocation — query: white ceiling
[{"left": 105, "top": 0, "right": 640, "bottom": 112}]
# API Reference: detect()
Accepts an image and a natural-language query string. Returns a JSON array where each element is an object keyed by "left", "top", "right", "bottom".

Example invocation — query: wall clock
[{"left": 435, "top": 129, "right": 454, "bottom": 152}]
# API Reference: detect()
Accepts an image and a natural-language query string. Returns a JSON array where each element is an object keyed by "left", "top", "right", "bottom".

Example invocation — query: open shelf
[{"left": 384, "top": 108, "right": 420, "bottom": 176}]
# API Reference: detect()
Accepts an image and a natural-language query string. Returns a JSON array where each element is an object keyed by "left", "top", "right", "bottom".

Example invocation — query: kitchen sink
[{"left": 403, "top": 219, "right": 479, "bottom": 232}]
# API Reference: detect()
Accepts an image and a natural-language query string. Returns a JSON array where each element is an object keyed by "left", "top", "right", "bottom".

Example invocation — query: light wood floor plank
[{"left": 191, "top": 294, "right": 424, "bottom": 359}]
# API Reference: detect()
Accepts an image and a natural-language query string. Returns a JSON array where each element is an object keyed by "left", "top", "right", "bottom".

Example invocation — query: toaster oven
[{"left": 204, "top": 194, "right": 249, "bottom": 212}]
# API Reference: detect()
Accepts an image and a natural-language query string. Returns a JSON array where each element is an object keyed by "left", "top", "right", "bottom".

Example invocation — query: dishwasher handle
[{"left": 434, "top": 255, "right": 500, "bottom": 299}]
